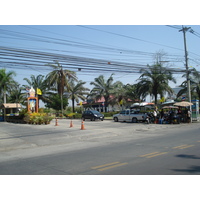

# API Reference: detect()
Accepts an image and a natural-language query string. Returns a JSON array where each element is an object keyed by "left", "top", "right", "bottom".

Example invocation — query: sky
[
  {"left": 1, "top": 1, "right": 200, "bottom": 96},
  {"left": 1, "top": 24, "right": 200, "bottom": 92}
]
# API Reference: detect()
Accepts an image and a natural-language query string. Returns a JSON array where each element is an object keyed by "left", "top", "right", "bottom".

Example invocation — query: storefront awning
[{"left": 0, "top": 103, "right": 22, "bottom": 109}]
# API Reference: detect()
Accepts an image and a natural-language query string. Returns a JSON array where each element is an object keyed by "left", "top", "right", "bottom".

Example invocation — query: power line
[{"left": 0, "top": 45, "right": 186, "bottom": 75}]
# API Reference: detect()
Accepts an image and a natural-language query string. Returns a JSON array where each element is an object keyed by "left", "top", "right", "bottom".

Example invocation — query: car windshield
[{"left": 91, "top": 110, "right": 100, "bottom": 114}]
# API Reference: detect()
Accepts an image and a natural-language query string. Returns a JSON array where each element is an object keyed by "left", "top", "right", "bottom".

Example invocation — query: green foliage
[
  {"left": 45, "top": 94, "right": 68, "bottom": 111},
  {"left": 23, "top": 112, "right": 53, "bottom": 125},
  {"left": 137, "top": 64, "right": 176, "bottom": 105},
  {"left": 102, "top": 112, "right": 118, "bottom": 117}
]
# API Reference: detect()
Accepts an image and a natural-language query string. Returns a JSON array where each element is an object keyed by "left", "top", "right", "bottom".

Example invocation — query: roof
[
  {"left": 0, "top": 103, "right": 22, "bottom": 109},
  {"left": 77, "top": 96, "right": 133, "bottom": 106}
]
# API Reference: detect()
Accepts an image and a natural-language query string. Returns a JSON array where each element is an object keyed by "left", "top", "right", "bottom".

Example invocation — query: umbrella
[
  {"left": 163, "top": 106, "right": 178, "bottom": 109},
  {"left": 174, "top": 101, "right": 193, "bottom": 107}
]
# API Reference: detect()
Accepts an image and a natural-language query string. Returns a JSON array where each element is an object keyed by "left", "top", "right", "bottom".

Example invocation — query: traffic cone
[
  {"left": 55, "top": 118, "right": 59, "bottom": 126},
  {"left": 70, "top": 119, "right": 73, "bottom": 128},
  {"left": 80, "top": 120, "right": 85, "bottom": 130}
]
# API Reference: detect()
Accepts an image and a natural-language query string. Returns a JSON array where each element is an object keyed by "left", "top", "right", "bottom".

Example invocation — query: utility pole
[
  {"left": 179, "top": 26, "right": 192, "bottom": 122},
  {"left": 179, "top": 26, "right": 192, "bottom": 103}
]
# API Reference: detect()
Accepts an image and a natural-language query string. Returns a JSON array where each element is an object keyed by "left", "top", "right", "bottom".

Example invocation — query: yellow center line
[
  {"left": 91, "top": 162, "right": 120, "bottom": 170},
  {"left": 172, "top": 145, "right": 189, "bottom": 149},
  {"left": 146, "top": 152, "right": 168, "bottom": 158},
  {"left": 98, "top": 162, "right": 128, "bottom": 171},
  {"left": 179, "top": 145, "right": 194, "bottom": 149},
  {"left": 139, "top": 152, "right": 159, "bottom": 157}
]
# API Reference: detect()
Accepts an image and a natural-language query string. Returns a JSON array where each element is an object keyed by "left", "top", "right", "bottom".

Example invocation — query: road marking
[
  {"left": 139, "top": 152, "right": 159, "bottom": 157},
  {"left": 91, "top": 162, "right": 128, "bottom": 171},
  {"left": 146, "top": 152, "right": 168, "bottom": 158},
  {"left": 139, "top": 152, "right": 168, "bottom": 158},
  {"left": 91, "top": 162, "right": 119, "bottom": 169},
  {"left": 172, "top": 145, "right": 189, "bottom": 149},
  {"left": 179, "top": 145, "right": 194, "bottom": 149},
  {"left": 98, "top": 163, "right": 128, "bottom": 171},
  {"left": 173, "top": 144, "right": 194, "bottom": 149}
]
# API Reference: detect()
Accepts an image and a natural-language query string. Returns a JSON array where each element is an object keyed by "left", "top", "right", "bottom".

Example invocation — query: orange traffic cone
[
  {"left": 70, "top": 119, "right": 73, "bottom": 128},
  {"left": 55, "top": 118, "right": 59, "bottom": 126},
  {"left": 80, "top": 120, "right": 85, "bottom": 130}
]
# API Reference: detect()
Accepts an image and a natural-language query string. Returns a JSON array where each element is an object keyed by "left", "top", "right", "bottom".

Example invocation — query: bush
[
  {"left": 23, "top": 112, "right": 53, "bottom": 125},
  {"left": 102, "top": 112, "right": 119, "bottom": 117},
  {"left": 65, "top": 112, "right": 82, "bottom": 119}
]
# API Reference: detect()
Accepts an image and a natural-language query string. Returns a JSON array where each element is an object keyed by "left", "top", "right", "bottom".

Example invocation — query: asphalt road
[{"left": 0, "top": 120, "right": 200, "bottom": 175}]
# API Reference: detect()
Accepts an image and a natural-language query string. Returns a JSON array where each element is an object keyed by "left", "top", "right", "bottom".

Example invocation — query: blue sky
[{"left": 1, "top": 25, "right": 200, "bottom": 91}]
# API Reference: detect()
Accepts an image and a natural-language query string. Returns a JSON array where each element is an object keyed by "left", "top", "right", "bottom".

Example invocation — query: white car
[{"left": 113, "top": 109, "right": 145, "bottom": 123}]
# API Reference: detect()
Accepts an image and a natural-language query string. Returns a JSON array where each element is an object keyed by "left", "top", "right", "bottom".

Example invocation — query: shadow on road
[
  {"left": 176, "top": 154, "right": 200, "bottom": 159},
  {"left": 171, "top": 165, "right": 200, "bottom": 174}
]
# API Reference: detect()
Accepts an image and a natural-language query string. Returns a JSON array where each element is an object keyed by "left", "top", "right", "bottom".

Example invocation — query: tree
[
  {"left": 137, "top": 64, "right": 176, "bottom": 105},
  {"left": 23, "top": 74, "right": 50, "bottom": 106},
  {"left": 67, "top": 80, "right": 90, "bottom": 113},
  {"left": 177, "top": 68, "right": 200, "bottom": 100},
  {"left": 45, "top": 61, "right": 77, "bottom": 96},
  {"left": 112, "top": 81, "right": 126, "bottom": 107},
  {"left": 7, "top": 84, "right": 26, "bottom": 105},
  {"left": 45, "top": 94, "right": 68, "bottom": 111},
  {"left": 90, "top": 74, "right": 114, "bottom": 112},
  {"left": 124, "top": 83, "right": 142, "bottom": 102},
  {"left": 0, "top": 68, "right": 16, "bottom": 104}
]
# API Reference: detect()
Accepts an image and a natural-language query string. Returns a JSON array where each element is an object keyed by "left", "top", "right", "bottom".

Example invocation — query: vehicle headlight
[{"left": 94, "top": 114, "right": 97, "bottom": 117}]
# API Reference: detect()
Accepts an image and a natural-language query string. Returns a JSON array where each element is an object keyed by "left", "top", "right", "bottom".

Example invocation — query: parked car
[
  {"left": 113, "top": 109, "right": 145, "bottom": 123},
  {"left": 82, "top": 110, "right": 104, "bottom": 121}
]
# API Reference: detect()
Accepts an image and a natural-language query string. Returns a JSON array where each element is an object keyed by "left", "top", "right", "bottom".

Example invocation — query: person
[
  {"left": 187, "top": 109, "right": 191, "bottom": 123},
  {"left": 168, "top": 108, "right": 174, "bottom": 124},
  {"left": 184, "top": 108, "right": 188, "bottom": 123},
  {"left": 177, "top": 107, "right": 182, "bottom": 123},
  {"left": 153, "top": 109, "right": 157, "bottom": 123},
  {"left": 160, "top": 109, "right": 164, "bottom": 119},
  {"left": 143, "top": 112, "right": 149, "bottom": 123}
]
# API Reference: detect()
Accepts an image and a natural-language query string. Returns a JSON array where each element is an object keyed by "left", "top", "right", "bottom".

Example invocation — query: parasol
[
  {"left": 174, "top": 101, "right": 193, "bottom": 107},
  {"left": 163, "top": 106, "right": 178, "bottom": 109}
]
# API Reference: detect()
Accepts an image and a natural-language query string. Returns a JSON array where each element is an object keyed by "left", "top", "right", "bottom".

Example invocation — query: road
[{"left": 0, "top": 120, "right": 200, "bottom": 175}]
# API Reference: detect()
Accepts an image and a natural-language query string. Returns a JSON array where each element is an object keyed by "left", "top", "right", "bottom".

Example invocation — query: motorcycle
[{"left": 144, "top": 112, "right": 154, "bottom": 124}]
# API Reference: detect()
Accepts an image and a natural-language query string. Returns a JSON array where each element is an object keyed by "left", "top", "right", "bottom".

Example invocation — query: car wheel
[
  {"left": 132, "top": 117, "right": 138, "bottom": 123},
  {"left": 114, "top": 117, "right": 118, "bottom": 122}
]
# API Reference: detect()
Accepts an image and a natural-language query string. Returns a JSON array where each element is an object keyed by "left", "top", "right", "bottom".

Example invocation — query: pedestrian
[
  {"left": 187, "top": 109, "right": 191, "bottom": 123},
  {"left": 153, "top": 109, "right": 157, "bottom": 123},
  {"left": 160, "top": 109, "right": 164, "bottom": 119}
]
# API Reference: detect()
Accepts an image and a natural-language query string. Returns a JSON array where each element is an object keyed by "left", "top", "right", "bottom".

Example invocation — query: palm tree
[
  {"left": 7, "top": 84, "right": 26, "bottom": 105},
  {"left": 190, "top": 68, "right": 200, "bottom": 100},
  {"left": 45, "top": 61, "right": 77, "bottom": 96},
  {"left": 124, "top": 83, "right": 142, "bottom": 102},
  {"left": 137, "top": 64, "right": 176, "bottom": 105},
  {"left": 90, "top": 74, "right": 114, "bottom": 112},
  {"left": 45, "top": 61, "right": 77, "bottom": 114},
  {"left": 177, "top": 68, "right": 200, "bottom": 100},
  {"left": 67, "top": 80, "right": 90, "bottom": 113},
  {"left": 0, "top": 68, "right": 16, "bottom": 104},
  {"left": 23, "top": 74, "right": 49, "bottom": 105}
]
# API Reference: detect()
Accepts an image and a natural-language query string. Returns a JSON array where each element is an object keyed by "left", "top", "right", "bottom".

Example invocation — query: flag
[{"left": 37, "top": 88, "right": 42, "bottom": 95}]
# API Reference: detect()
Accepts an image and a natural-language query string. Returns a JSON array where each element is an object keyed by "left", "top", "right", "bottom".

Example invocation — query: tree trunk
[{"left": 72, "top": 97, "right": 75, "bottom": 113}]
